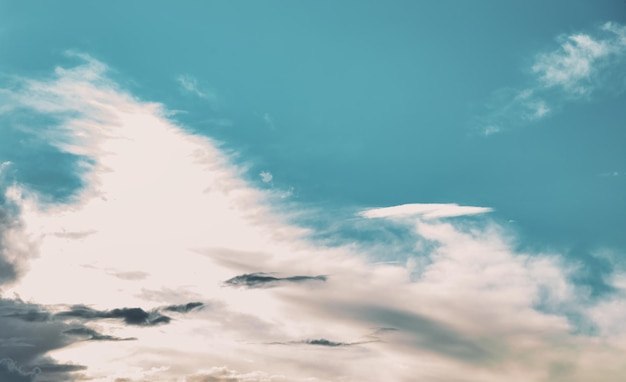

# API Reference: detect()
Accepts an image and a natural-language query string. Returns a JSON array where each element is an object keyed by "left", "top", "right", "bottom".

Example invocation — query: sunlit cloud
[
  {"left": 360, "top": 203, "right": 493, "bottom": 219},
  {"left": 1, "top": 55, "right": 626, "bottom": 381}
]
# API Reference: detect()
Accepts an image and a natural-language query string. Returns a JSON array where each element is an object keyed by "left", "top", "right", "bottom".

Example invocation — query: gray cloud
[
  {"left": 55, "top": 306, "right": 171, "bottom": 326},
  {"left": 269, "top": 338, "right": 376, "bottom": 347},
  {"left": 36, "top": 363, "right": 87, "bottom": 374},
  {"left": 62, "top": 327, "right": 136, "bottom": 342},
  {"left": 0, "top": 359, "right": 39, "bottom": 382},
  {"left": 0, "top": 204, "right": 20, "bottom": 286},
  {"left": 223, "top": 273, "right": 327, "bottom": 289},
  {"left": 0, "top": 301, "right": 74, "bottom": 365},
  {"left": 163, "top": 302, "right": 204, "bottom": 313}
]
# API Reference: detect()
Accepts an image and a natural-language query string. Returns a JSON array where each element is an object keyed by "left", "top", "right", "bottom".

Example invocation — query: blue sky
[{"left": 0, "top": 1, "right": 626, "bottom": 381}]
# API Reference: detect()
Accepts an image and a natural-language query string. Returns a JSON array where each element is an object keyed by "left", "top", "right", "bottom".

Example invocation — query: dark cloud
[
  {"left": 223, "top": 273, "right": 327, "bottom": 288},
  {"left": 5, "top": 309, "right": 52, "bottom": 322},
  {"left": 302, "top": 339, "right": 349, "bottom": 347},
  {"left": 0, "top": 297, "right": 208, "bottom": 376},
  {"left": 63, "top": 327, "right": 135, "bottom": 342},
  {"left": 266, "top": 334, "right": 380, "bottom": 347},
  {"left": 36, "top": 363, "right": 87, "bottom": 373},
  {"left": 163, "top": 302, "right": 204, "bottom": 313},
  {"left": 55, "top": 305, "right": 171, "bottom": 326},
  {"left": 0, "top": 204, "right": 19, "bottom": 286},
  {"left": 0, "top": 359, "right": 40, "bottom": 382},
  {"left": 0, "top": 254, "right": 17, "bottom": 286},
  {"left": 0, "top": 301, "right": 75, "bottom": 365},
  {"left": 29, "top": 358, "right": 88, "bottom": 382}
]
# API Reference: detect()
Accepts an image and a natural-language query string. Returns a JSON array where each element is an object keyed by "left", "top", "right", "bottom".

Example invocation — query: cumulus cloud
[
  {"left": 1, "top": 54, "right": 626, "bottom": 381},
  {"left": 476, "top": 22, "right": 626, "bottom": 135}
]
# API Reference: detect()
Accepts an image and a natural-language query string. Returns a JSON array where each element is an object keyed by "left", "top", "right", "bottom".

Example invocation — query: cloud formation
[
  {"left": 223, "top": 273, "right": 327, "bottom": 288},
  {"left": 1, "top": 54, "right": 626, "bottom": 381},
  {"left": 0, "top": 359, "right": 39, "bottom": 382},
  {"left": 532, "top": 23, "right": 626, "bottom": 94},
  {"left": 476, "top": 22, "right": 626, "bottom": 134},
  {"left": 360, "top": 203, "right": 493, "bottom": 219},
  {"left": 56, "top": 306, "right": 171, "bottom": 326}
]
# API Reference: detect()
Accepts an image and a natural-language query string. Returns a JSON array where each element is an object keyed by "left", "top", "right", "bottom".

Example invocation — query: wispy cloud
[
  {"left": 476, "top": 22, "right": 626, "bottom": 135},
  {"left": 259, "top": 171, "right": 273, "bottom": 183},
  {"left": 532, "top": 23, "right": 626, "bottom": 94},
  {"left": 176, "top": 74, "right": 218, "bottom": 106},
  {"left": 2, "top": 55, "right": 626, "bottom": 381},
  {"left": 262, "top": 112, "right": 276, "bottom": 130}
]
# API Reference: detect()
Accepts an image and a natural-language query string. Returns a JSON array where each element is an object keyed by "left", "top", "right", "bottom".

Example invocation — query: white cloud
[
  {"left": 361, "top": 203, "right": 493, "bottom": 220},
  {"left": 533, "top": 22, "right": 626, "bottom": 95},
  {"left": 476, "top": 22, "right": 626, "bottom": 135},
  {"left": 2, "top": 55, "right": 626, "bottom": 381},
  {"left": 532, "top": 33, "right": 609, "bottom": 94},
  {"left": 259, "top": 171, "right": 273, "bottom": 183}
]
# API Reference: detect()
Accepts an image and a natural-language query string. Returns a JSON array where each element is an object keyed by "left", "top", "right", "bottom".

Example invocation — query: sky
[{"left": 0, "top": 1, "right": 625, "bottom": 381}]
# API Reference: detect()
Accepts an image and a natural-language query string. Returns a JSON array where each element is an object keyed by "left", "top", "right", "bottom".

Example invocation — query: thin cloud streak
[
  {"left": 360, "top": 203, "right": 493, "bottom": 219},
  {"left": 223, "top": 273, "right": 327, "bottom": 289}
]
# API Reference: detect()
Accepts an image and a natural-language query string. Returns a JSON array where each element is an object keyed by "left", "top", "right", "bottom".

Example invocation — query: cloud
[
  {"left": 176, "top": 74, "right": 218, "bottom": 103},
  {"left": 259, "top": 171, "right": 273, "bottom": 183},
  {"left": 163, "top": 302, "right": 204, "bottom": 313},
  {"left": 0, "top": 359, "right": 39, "bottom": 382},
  {"left": 2, "top": 54, "right": 626, "bottom": 381},
  {"left": 360, "top": 203, "right": 493, "bottom": 220},
  {"left": 268, "top": 338, "right": 377, "bottom": 347},
  {"left": 62, "top": 327, "right": 136, "bottom": 341},
  {"left": 0, "top": 298, "right": 103, "bottom": 382},
  {"left": 476, "top": 22, "right": 626, "bottom": 134},
  {"left": 262, "top": 113, "right": 276, "bottom": 130},
  {"left": 186, "top": 366, "right": 289, "bottom": 382},
  {"left": 55, "top": 305, "right": 171, "bottom": 326},
  {"left": 532, "top": 22, "right": 626, "bottom": 94},
  {"left": 223, "top": 273, "right": 327, "bottom": 288}
]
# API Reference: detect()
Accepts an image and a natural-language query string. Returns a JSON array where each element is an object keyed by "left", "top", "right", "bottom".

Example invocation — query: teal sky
[
  {"left": 2, "top": 1, "right": 625, "bottom": 249},
  {"left": 1, "top": 2, "right": 626, "bottom": 381}
]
